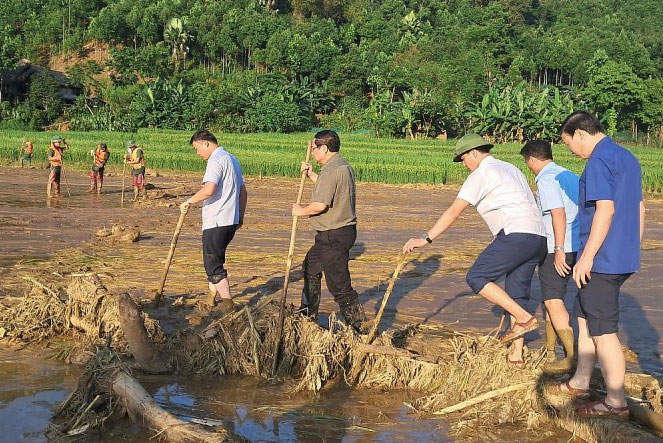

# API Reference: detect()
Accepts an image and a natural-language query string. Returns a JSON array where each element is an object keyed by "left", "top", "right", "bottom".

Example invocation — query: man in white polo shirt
[
  {"left": 181, "top": 130, "right": 247, "bottom": 314},
  {"left": 403, "top": 133, "right": 547, "bottom": 365}
]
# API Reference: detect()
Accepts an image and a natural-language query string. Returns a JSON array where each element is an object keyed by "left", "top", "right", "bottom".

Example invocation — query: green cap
[
  {"left": 51, "top": 136, "right": 63, "bottom": 143},
  {"left": 453, "top": 133, "right": 493, "bottom": 162},
  {"left": 126, "top": 140, "right": 137, "bottom": 149}
]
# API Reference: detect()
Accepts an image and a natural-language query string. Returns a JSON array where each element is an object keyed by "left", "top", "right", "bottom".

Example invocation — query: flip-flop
[
  {"left": 500, "top": 316, "right": 538, "bottom": 344},
  {"left": 576, "top": 399, "right": 629, "bottom": 421},
  {"left": 505, "top": 354, "right": 524, "bottom": 368},
  {"left": 546, "top": 381, "right": 590, "bottom": 400}
]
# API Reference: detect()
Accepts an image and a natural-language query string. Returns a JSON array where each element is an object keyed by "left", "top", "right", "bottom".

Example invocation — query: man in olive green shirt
[{"left": 292, "top": 130, "right": 367, "bottom": 332}]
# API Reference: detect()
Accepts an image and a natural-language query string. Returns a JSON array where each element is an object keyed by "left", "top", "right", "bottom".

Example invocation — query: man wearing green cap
[
  {"left": 21, "top": 140, "right": 34, "bottom": 168},
  {"left": 403, "top": 133, "right": 547, "bottom": 365},
  {"left": 47, "top": 136, "right": 68, "bottom": 197},
  {"left": 123, "top": 140, "right": 147, "bottom": 201}
]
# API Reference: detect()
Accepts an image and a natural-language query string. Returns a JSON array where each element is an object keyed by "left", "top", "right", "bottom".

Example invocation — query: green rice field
[{"left": 1, "top": 129, "right": 662, "bottom": 192}]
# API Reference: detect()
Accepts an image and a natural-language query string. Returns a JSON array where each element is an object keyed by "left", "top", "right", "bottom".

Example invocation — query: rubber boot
[
  {"left": 132, "top": 187, "right": 139, "bottom": 202},
  {"left": 339, "top": 300, "right": 370, "bottom": 334},
  {"left": 544, "top": 328, "right": 575, "bottom": 374},
  {"left": 206, "top": 285, "right": 217, "bottom": 307},
  {"left": 218, "top": 298, "right": 234, "bottom": 315},
  {"left": 299, "top": 260, "right": 322, "bottom": 320},
  {"left": 544, "top": 319, "right": 557, "bottom": 362}
]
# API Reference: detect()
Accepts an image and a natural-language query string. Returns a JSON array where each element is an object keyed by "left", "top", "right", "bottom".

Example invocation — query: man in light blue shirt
[
  {"left": 521, "top": 140, "right": 579, "bottom": 373},
  {"left": 181, "top": 130, "right": 247, "bottom": 314}
]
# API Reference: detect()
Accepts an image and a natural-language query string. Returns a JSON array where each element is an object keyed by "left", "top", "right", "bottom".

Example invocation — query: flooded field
[{"left": 0, "top": 166, "right": 662, "bottom": 441}]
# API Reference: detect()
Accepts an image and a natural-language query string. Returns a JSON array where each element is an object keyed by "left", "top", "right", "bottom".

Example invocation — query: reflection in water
[{"left": 143, "top": 376, "right": 450, "bottom": 442}]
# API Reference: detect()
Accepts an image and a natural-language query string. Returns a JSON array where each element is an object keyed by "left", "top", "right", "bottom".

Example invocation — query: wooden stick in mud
[
  {"left": 121, "top": 161, "right": 127, "bottom": 206},
  {"left": 366, "top": 252, "right": 408, "bottom": 344},
  {"left": 153, "top": 207, "right": 189, "bottom": 308},
  {"left": 433, "top": 382, "right": 532, "bottom": 415},
  {"left": 271, "top": 143, "right": 312, "bottom": 376},
  {"left": 110, "top": 371, "right": 234, "bottom": 442},
  {"left": 60, "top": 154, "right": 72, "bottom": 197}
]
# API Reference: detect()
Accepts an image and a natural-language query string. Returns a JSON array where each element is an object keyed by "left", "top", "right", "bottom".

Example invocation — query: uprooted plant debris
[
  {"left": 2, "top": 273, "right": 662, "bottom": 442},
  {"left": 94, "top": 224, "right": 141, "bottom": 244}
]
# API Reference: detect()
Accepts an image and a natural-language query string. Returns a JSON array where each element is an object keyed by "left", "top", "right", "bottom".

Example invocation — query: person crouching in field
[
  {"left": 21, "top": 140, "right": 33, "bottom": 168},
  {"left": 89, "top": 143, "right": 110, "bottom": 194},
  {"left": 549, "top": 111, "right": 645, "bottom": 421},
  {"left": 293, "top": 130, "right": 369, "bottom": 333},
  {"left": 403, "top": 133, "right": 547, "bottom": 366},
  {"left": 180, "top": 130, "right": 247, "bottom": 315},
  {"left": 124, "top": 140, "right": 147, "bottom": 201},
  {"left": 521, "top": 140, "right": 579, "bottom": 373},
  {"left": 47, "top": 136, "right": 68, "bottom": 197}
]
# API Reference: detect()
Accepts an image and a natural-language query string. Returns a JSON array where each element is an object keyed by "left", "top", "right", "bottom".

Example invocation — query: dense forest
[{"left": 1, "top": 0, "right": 662, "bottom": 140}]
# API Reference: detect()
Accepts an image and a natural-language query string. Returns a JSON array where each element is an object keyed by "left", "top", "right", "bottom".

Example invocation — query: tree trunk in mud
[
  {"left": 110, "top": 371, "right": 237, "bottom": 442},
  {"left": 117, "top": 293, "right": 170, "bottom": 373}
]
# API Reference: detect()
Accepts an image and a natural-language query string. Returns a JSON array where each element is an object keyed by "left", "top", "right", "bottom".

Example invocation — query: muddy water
[{"left": 0, "top": 167, "right": 661, "bottom": 441}]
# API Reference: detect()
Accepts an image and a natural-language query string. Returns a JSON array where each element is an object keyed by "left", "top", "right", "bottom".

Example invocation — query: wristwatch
[
  {"left": 422, "top": 233, "right": 433, "bottom": 244},
  {"left": 554, "top": 246, "right": 563, "bottom": 252}
]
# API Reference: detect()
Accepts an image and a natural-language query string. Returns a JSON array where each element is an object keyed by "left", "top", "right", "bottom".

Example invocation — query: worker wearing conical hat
[
  {"left": 89, "top": 143, "right": 110, "bottom": 194},
  {"left": 21, "top": 140, "right": 34, "bottom": 168},
  {"left": 123, "top": 140, "right": 147, "bottom": 201},
  {"left": 47, "top": 136, "right": 68, "bottom": 197}
]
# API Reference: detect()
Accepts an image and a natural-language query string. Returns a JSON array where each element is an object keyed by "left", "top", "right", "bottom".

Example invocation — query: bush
[{"left": 245, "top": 92, "right": 310, "bottom": 132}]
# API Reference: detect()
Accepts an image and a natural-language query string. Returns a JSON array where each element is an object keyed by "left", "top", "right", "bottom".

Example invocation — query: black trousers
[{"left": 303, "top": 225, "right": 359, "bottom": 309}]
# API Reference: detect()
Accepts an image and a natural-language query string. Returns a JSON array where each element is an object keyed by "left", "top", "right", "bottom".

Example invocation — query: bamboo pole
[
  {"left": 60, "top": 149, "right": 72, "bottom": 197},
  {"left": 433, "top": 382, "right": 532, "bottom": 415},
  {"left": 152, "top": 208, "right": 189, "bottom": 308},
  {"left": 271, "top": 144, "right": 312, "bottom": 376},
  {"left": 366, "top": 252, "right": 408, "bottom": 344},
  {"left": 120, "top": 162, "right": 127, "bottom": 206}
]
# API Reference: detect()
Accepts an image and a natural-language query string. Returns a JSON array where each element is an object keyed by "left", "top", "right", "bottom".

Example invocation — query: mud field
[{"left": 0, "top": 166, "right": 662, "bottom": 442}]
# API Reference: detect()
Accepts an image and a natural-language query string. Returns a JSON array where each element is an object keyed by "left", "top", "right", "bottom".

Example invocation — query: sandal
[
  {"left": 506, "top": 354, "right": 524, "bottom": 368},
  {"left": 500, "top": 316, "right": 538, "bottom": 344},
  {"left": 576, "top": 399, "right": 629, "bottom": 421},
  {"left": 546, "top": 381, "right": 590, "bottom": 400}
]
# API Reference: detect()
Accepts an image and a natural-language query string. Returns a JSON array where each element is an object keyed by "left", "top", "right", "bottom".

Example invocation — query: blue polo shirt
[
  {"left": 535, "top": 162, "right": 580, "bottom": 253},
  {"left": 578, "top": 137, "right": 642, "bottom": 274}
]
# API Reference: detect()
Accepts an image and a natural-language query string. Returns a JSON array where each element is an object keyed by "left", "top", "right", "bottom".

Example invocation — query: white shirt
[
  {"left": 457, "top": 156, "right": 545, "bottom": 237},
  {"left": 201, "top": 147, "right": 244, "bottom": 231}
]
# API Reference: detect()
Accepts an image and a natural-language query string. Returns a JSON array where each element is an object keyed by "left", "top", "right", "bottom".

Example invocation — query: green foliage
[
  {"left": 584, "top": 60, "right": 646, "bottom": 127},
  {"left": 1, "top": 0, "right": 663, "bottom": 138},
  {"left": 2, "top": 129, "right": 663, "bottom": 193},
  {"left": 466, "top": 82, "right": 574, "bottom": 142}
]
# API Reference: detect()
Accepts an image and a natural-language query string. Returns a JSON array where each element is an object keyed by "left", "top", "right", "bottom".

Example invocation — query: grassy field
[{"left": 1, "top": 129, "right": 662, "bottom": 192}]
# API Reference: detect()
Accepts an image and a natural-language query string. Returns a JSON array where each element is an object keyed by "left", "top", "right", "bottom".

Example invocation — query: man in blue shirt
[
  {"left": 521, "top": 140, "right": 579, "bottom": 374},
  {"left": 549, "top": 112, "right": 645, "bottom": 421}
]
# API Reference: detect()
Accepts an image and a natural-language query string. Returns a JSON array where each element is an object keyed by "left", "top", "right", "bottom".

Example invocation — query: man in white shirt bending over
[{"left": 403, "top": 133, "right": 547, "bottom": 365}]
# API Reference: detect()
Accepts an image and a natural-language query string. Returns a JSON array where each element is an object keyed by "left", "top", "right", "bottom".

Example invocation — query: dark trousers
[{"left": 302, "top": 225, "right": 359, "bottom": 311}]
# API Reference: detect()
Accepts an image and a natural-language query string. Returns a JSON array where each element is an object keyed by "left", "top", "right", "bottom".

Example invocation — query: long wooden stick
[
  {"left": 366, "top": 252, "right": 408, "bottom": 344},
  {"left": 60, "top": 153, "right": 72, "bottom": 197},
  {"left": 121, "top": 162, "right": 127, "bottom": 206},
  {"left": 153, "top": 208, "right": 188, "bottom": 308},
  {"left": 271, "top": 144, "right": 312, "bottom": 376},
  {"left": 433, "top": 382, "right": 532, "bottom": 415}
]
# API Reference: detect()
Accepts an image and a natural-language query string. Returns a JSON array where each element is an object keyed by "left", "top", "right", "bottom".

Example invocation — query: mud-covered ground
[{"left": 1, "top": 166, "right": 662, "bottom": 441}]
